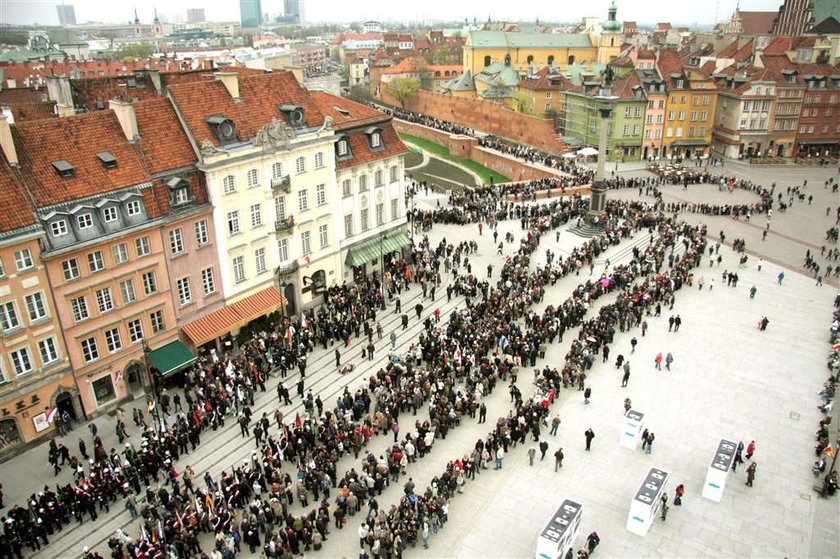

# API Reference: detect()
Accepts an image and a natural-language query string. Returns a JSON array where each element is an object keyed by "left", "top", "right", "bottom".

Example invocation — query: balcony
[
  {"left": 275, "top": 216, "right": 295, "bottom": 232},
  {"left": 275, "top": 260, "right": 299, "bottom": 277},
  {"left": 271, "top": 175, "right": 291, "bottom": 193}
]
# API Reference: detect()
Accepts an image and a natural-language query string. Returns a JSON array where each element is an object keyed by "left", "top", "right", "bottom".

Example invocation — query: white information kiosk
[
  {"left": 626, "top": 468, "right": 668, "bottom": 537},
  {"left": 536, "top": 500, "right": 582, "bottom": 559},
  {"left": 702, "top": 438, "right": 736, "bottom": 502},
  {"left": 619, "top": 410, "right": 645, "bottom": 449}
]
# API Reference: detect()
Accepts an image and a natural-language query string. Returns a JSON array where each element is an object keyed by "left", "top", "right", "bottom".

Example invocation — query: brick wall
[
  {"left": 393, "top": 120, "right": 562, "bottom": 182},
  {"left": 383, "top": 89, "right": 569, "bottom": 154}
]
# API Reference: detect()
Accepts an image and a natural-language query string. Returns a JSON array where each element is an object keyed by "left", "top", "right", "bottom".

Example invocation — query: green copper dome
[{"left": 603, "top": 1, "right": 621, "bottom": 32}]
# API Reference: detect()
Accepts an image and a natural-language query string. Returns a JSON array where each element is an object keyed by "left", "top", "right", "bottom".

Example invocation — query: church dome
[{"left": 602, "top": 1, "right": 621, "bottom": 32}]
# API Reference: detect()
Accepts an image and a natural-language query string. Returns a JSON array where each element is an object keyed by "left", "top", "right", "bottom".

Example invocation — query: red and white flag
[
  {"left": 46, "top": 407, "right": 59, "bottom": 424},
  {"left": 304, "top": 255, "right": 311, "bottom": 268}
]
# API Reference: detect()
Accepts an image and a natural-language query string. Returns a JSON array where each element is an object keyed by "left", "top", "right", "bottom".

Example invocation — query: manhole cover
[
  {"left": 790, "top": 411, "right": 800, "bottom": 421},
  {"left": 800, "top": 493, "right": 811, "bottom": 501}
]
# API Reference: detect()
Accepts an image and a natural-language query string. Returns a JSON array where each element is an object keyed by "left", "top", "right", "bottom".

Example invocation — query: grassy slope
[{"left": 399, "top": 133, "right": 511, "bottom": 184}]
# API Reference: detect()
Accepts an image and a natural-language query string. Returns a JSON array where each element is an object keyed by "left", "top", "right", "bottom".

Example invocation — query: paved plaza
[{"left": 3, "top": 162, "right": 838, "bottom": 559}]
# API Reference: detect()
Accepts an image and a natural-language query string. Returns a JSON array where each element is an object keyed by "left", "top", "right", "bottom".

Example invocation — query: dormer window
[
  {"left": 278, "top": 104, "right": 306, "bottom": 128},
  {"left": 336, "top": 135, "right": 351, "bottom": 158},
  {"left": 676, "top": 79, "right": 684, "bottom": 89},
  {"left": 102, "top": 206, "right": 118, "bottom": 223},
  {"left": 167, "top": 177, "right": 191, "bottom": 206},
  {"left": 52, "top": 160, "right": 75, "bottom": 178},
  {"left": 77, "top": 213, "right": 93, "bottom": 229},
  {"left": 205, "top": 115, "right": 237, "bottom": 145},
  {"left": 50, "top": 220, "right": 68, "bottom": 237},
  {"left": 365, "top": 127, "right": 383, "bottom": 149},
  {"left": 96, "top": 151, "right": 117, "bottom": 169}
]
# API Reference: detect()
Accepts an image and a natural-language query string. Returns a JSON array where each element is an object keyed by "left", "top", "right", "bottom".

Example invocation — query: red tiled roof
[
  {"left": 12, "top": 110, "right": 151, "bottom": 208},
  {"left": 718, "top": 38, "right": 754, "bottom": 62},
  {"left": 637, "top": 49, "right": 656, "bottom": 60},
  {"left": 167, "top": 71, "right": 325, "bottom": 148},
  {"left": 0, "top": 157, "right": 36, "bottom": 232},
  {"left": 134, "top": 97, "right": 197, "bottom": 175},
  {"left": 3, "top": 102, "right": 56, "bottom": 122},
  {"left": 309, "top": 91, "right": 383, "bottom": 129},
  {"left": 655, "top": 49, "right": 685, "bottom": 89},
  {"left": 182, "top": 286, "right": 285, "bottom": 345},
  {"left": 335, "top": 121, "right": 407, "bottom": 170},
  {"left": 71, "top": 76, "right": 159, "bottom": 112},
  {"left": 0, "top": 58, "right": 205, "bottom": 89}
]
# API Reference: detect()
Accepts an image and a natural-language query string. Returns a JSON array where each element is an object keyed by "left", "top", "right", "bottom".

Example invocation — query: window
[
  {"left": 233, "top": 255, "right": 245, "bottom": 283},
  {"left": 91, "top": 375, "right": 115, "bottom": 404},
  {"left": 809, "top": 124, "right": 815, "bottom": 133},
  {"left": 142, "top": 271, "right": 157, "bottom": 295},
  {"left": 678, "top": 111, "right": 685, "bottom": 120},
  {"left": 668, "top": 111, "right": 675, "bottom": 121},
  {"left": 51, "top": 220, "right": 68, "bottom": 237},
  {"left": 342, "top": 179, "right": 352, "bottom": 197},
  {"left": 126, "top": 200, "right": 141, "bottom": 216},
  {"left": 250, "top": 204, "right": 263, "bottom": 228},
  {"left": 272, "top": 162, "right": 283, "bottom": 179},
  {"left": 102, "top": 206, "right": 118, "bottom": 223},
  {"left": 62, "top": 259, "right": 80, "bottom": 281},
  {"left": 390, "top": 166, "right": 399, "bottom": 183},
  {"left": 223, "top": 175, "right": 236, "bottom": 194},
  {"left": 14, "top": 249, "right": 33, "bottom": 271},
  {"left": 337, "top": 139, "right": 350, "bottom": 156},
  {"left": 546, "top": 91, "right": 553, "bottom": 99},
  {"left": 315, "top": 152, "right": 325, "bottom": 168},
  {"left": 374, "top": 170, "right": 384, "bottom": 187},
  {"left": 645, "top": 130, "right": 651, "bottom": 139},
  {"left": 656, "top": 114, "right": 663, "bottom": 124},
  {"left": 255, "top": 248, "right": 267, "bottom": 275},
  {"left": 688, "top": 126, "right": 695, "bottom": 138},
  {"left": 319, "top": 224, "right": 329, "bottom": 248},
  {"left": 391, "top": 198, "right": 399, "bottom": 220},
  {"left": 624, "top": 106, "right": 631, "bottom": 117},
  {"left": 698, "top": 126, "right": 706, "bottom": 137},
  {"left": 623, "top": 125, "right": 630, "bottom": 136},
  {"left": 316, "top": 184, "right": 326, "bottom": 206},
  {"left": 822, "top": 124, "right": 829, "bottom": 133},
  {"left": 359, "top": 174, "right": 368, "bottom": 191},
  {"left": 105, "top": 328, "right": 122, "bottom": 353},
  {"left": 195, "top": 220, "right": 209, "bottom": 246},
  {"left": 666, "top": 127, "right": 673, "bottom": 137},
  {"left": 278, "top": 238, "right": 289, "bottom": 262},
  {"left": 344, "top": 214, "right": 353, "bottom": 237},
  {"left": 87, "top": 251, "right": 104, "bottom": 273},
  {"left": 0, "top": 301, "right": 20, "bottom": 331},
  {"left": 298, "top": 189, "right": 309, "bottom": 211},
  {"left": 71, "top": 297, "right": 88, "bottom": 322},
  {"left": 95, "top": 287, "right": 113, "bottom": 313},
  {"left": 119, "top": 279, "right": 136, "bottom": 305},
  {"left": 173, "top": 187, "right": 189, "bottom": 205},
  {"left": 77, "top": 213, "right": 93, "bottom": 229},
  {"left": 201, "top": 267, "right": 216, "bottom": 295},
  {"left": 646, "top": 115, "right": 653, "bottom": 124},
  {"left": 800, "top": 124, "right": 807, "bottom": 133},
  {"left": 177, "top": 277, "right": 192, "bottom": 306},
  {"left": 38, "top": 338, "right": 59, "bottom": 365},
  {"left": 10, "top": 347, "right": 33, "bottom": 375},
  {"left": 700, "top": 111, "right": 708, "bottom": 120},
  {"left": 81, "top": 337, "right": 100, "bottom": 362},
  {"left": 301, "top": 231, "right": 311, "bottom": 256},
  {"left": 275, "top": 196, "right": 287, "bottom": 220},
  {"left": 113, "top": 243, "right": 128, "bottom": 264},
  {"left": 361, "top": 209, "right": 369, "bottom": 231},
  {"left": 24, "top": 292, "right": 47, "bottom": 321},
  {"left": 690, "top": 111, "right": 697, "bottom": 121},
  {"left": 128, "top": 319, "right": 143, "bottom": 343},
  {"left": 164, "top": 231, "right": 183, "bottom": 259},
  {"left": 370, "top": 132, "right": 381, "bottom": 148},
  {"left": 676, "top": 126, "right": 683, "bottom": 137},
  {"left": 633, "top": 125, "right": 640, "bottom": 135},
  {"left": 247, "top": 169, "right": 259, "bottom": 188},
  {"left": 135, "top": 236, "right": 151, "bottom": 257},
  {"left": 702, "top": 95, "right": 710, "bottom": 105},
  {"left": 654, "top": 129, "right": 661, "bottom": 139},
  {"left": 634, "top": 106, "right": 641, "bottom": 117},
  {"left": 150, "top": 310, "right": 165, "bottom": 333},
  {"left": 376, "top": 203, "right": 384, "bottom": 226},
  {"left": 227, "top": 211, "right": 240, "bottom": 235},
  {"left": 295, "top": 156, "right": 306, "bottom": 174}
]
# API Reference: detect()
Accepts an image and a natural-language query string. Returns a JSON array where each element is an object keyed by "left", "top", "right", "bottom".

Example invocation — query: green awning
[
  {"left": 147, "top": 340, "right": 197, "bottom": 377},
  {"left": 345, "top": 232, "right": 412, "bottom": 267},
  {"left": 670, "top": 140, "right": 710, "bottom": 147}
]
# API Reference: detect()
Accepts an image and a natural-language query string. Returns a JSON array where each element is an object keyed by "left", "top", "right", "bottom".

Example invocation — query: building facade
[{"left": 239, "top": 0, "right": 262, "bottom": 28}]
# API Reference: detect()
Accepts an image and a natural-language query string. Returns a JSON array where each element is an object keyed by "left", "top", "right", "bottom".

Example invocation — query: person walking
[
  {"left": 630, "top": 337, "right": 638, "bottom": 354},
  {"left": 554, "top": 448, "right": 564, "bottom": 471},
  {"left": 390, "top": 331, "right": 397, "bottom": 350},
  {"left": 668, "top": 315, "right": 675, "bottom": 332},
  {"left": 641, "top": 428, "right": 649, "bottom": 452},
  {"left": 674, "top": 484, "right": 684, "bottom": 506},
  {"left": 335, "top": 348, "right": 341, "bottom": 368},
  {"left": 528, "top": 445, "right": 537, "bottom": 466},
  {"left": 654, "top": 352, "right": 663, "bottom": 370},
  {"left": 674, "top": 315, "right": 682, "bottom": 332},
  {"left": 646, "top": 432, "right": 655, "bottom": 454},
  {"left": 749, "top": 285, "right": 757, "bottom": 299},
  {"left": 641, "top": 320, "right": 648, "bottom": 337},
  {"left": 665, "top": 352, "right": 674, "bottom": 371},
  {"left": 583, "top": 386, "right": 592, "bottom": 405},
  {"left": 584, "top": 428, "right": 595, "bottom": 451},
  {"left": 621, "top": 367, "right": 630, "bottom": 387},
  {"left": 746, "top": 440, "right": 756, "bottom": 460},
  {"left": 539, "top": 440, "right": 549, "bottom": 461},
  {"left": 746, "top": 462, "right": 757, "bottom": 487},
  {"left": 550, "top": 414, "right": 561, "bottom": 436},
  {"left": 495, "top": 447, "right": 504, "bottom": 470},
  {"left": 777, "top": 271, "right": 784, "bottom": 285},
  {"left": 586, "top": 532, "right": 600, "bottom": 555}
]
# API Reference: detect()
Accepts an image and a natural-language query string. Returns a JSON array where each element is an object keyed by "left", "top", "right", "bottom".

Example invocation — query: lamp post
[{"left": 379, "top": 232, "right": 388, "bottom": 310}]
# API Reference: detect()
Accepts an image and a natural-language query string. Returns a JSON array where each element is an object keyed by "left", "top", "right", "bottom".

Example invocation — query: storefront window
[
  {"left": 0, "top": 419, "right": 21, "bottom": 450},
  {"left": 92, "top": 375, "right": 115, "bottom": 405}
]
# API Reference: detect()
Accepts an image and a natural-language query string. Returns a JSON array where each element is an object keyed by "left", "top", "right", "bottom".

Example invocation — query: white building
[{"left": 363, "top": 21, "right": 382, "bottom": 34}]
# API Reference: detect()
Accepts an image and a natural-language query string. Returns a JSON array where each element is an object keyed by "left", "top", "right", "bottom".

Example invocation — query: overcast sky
[{"left": 1, "top": 0, "right": 784, "bottom": 27}]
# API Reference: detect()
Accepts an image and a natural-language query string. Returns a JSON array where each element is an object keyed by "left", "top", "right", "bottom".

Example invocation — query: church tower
[{"left": 598, "top": 1, "right": 622, "bottom": 64}]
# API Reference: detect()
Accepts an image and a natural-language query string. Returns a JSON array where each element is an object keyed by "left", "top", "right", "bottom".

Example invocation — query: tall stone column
[{"left": 587, "top": 99, "right": 615, "bottom": 224}]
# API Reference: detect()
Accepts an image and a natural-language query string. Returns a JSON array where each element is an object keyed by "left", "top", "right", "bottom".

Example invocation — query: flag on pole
[
  {"left": 113, "top": 368, "right": 124, "bottom": 384},
  {"left": 824, "top": 444, "right": 835, "bottom": 458},
  {"left": 46, "top": 407, "right": 59, "bottom": 424},
  {"left": 304, "top": 255, "right": 311, "bottom": 267}
]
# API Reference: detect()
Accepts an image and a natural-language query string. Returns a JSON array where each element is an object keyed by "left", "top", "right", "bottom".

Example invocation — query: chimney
[
  {"left": 0, "top": 115, "right": 19, "bottom": 166},
  {"left": 109, "top": 99, "right": 139, "bottom": 142},
  {"left": 45, "top": 75, "right": 72, "bottom": 106},
  {"left": 215, "top": 71, "right": 240, "bottom": 99},
  {"left": 56, "top": 104, "right": 75, "bottom": 118}
]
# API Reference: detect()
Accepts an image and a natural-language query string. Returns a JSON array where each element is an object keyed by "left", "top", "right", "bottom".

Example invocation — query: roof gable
[{"left": 134, "top": 97, "right": 197, "bottom": 174}]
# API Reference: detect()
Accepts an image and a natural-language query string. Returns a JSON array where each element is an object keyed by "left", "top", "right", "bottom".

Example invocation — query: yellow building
[{"left": 657, "top": 50, "right": 718, "bottom": 159}]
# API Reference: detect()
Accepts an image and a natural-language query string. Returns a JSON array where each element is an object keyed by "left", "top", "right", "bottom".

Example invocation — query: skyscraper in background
[
  {"left": 240, "top": 0, "right": 262, "bottom": 28},
  {"left": 56, "top": 3, "right": 77, "bottom": 25},
  {"left": 186, "top": 8, "right": 206, "bottom": 23},
  {"left": 283, "top": 0, "right": 304, "bottom": 24}
]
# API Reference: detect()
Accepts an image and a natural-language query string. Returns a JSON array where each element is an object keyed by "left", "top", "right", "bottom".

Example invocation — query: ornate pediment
[{"left": 253, "top": 117, "right": 296, "bottom": 149}]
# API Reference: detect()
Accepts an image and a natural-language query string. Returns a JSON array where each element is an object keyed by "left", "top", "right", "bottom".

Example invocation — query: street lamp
[{"left": 379, "top": 232, "right": 388, "bottom": 310}]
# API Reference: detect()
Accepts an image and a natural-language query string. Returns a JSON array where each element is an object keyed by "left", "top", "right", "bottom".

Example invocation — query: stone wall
[
  {"left": 393, "top": 119, "right": 562, "bottom": 183},
  {"left": 382, "top": 89, "right": 569, "bottom": 154}
]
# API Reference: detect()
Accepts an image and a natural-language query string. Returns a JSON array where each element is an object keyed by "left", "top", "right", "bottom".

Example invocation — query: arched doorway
[
  {"left": 284, "top": 283, "right": 297, "bottom": 317},
  {"left": 56, "top": 391, "right": 76, "bottom": 421},
  {"left": 0, "top": 418, "right": 21, "bottom": 450},
  {"left": 125, "top": 361, "right": 145, "bottom": 393}
]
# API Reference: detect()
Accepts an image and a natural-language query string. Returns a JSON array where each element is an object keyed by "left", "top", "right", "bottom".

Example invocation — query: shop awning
[
  {"left": 345, "top": 232, "right": 411, "bottom": 267},
  {"left": 147, "top": 340, "right": 197, "bottom": 377},
  {"left": 181, "top": 286, "right": 286, "bottom": 346},
  {"left": 798, "top": 140, "right": 839, "bottom": 145},
  {"left": 670, "top": 140, "right": 710, "bottom": 147}
]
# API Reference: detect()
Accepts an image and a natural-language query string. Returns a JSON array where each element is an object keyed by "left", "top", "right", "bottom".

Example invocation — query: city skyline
[{"left": 1, "top": 0, "right": 784, "bottom": 27}]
